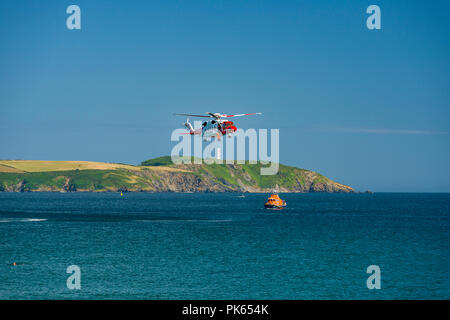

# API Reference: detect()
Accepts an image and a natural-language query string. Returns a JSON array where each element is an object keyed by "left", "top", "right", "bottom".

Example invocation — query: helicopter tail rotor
[{"left": 183, "top": 117, "right": 194, "bottom": 133}]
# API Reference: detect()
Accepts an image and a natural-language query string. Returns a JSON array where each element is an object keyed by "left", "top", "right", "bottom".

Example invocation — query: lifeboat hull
[
  {"left": 264, "top": 203, "right": 284, "bottom": 209},
  {"left": 264, "top": 201, "right": 286, "bottom": 209}
]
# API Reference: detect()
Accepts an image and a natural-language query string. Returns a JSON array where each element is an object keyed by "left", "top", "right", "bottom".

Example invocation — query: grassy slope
[
  {"left": 0, "top": 156, "right": 351, "bottom": 192},
  {"left": 0, "top": 169, "right": 153, "bottom": 192},
  {"left": 0, "top": 160, "right": 141, "bottom": 172},
  {"left": 141, "top": 156, "right": 334, "bottom": 190}
]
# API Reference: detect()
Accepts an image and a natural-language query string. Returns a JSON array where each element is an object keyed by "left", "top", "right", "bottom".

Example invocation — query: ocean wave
[
  {"left": 0, "top": 218, "right": 48, "bottom": 223},
  {"left": 135, "top": 219, "right": 232, "bottom": 223}
]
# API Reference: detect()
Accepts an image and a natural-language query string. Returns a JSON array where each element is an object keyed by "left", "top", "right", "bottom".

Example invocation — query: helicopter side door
[{"left": 202, "top": 120, "right": 221, "bottom": 138}]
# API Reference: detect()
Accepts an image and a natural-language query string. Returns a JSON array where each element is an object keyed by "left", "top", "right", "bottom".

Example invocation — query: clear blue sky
[{"left": 1, "top": 0, "right": 449, "bottom": 192}]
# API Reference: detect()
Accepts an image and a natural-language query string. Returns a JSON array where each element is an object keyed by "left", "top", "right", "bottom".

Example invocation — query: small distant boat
[{"left": 264, "top": 193, "right": 286, "bottom": 209}]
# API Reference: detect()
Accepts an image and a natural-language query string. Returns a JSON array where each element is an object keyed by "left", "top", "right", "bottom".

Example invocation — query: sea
[{"left": 0, "top": 192, "right": 448, "bottom": 299}]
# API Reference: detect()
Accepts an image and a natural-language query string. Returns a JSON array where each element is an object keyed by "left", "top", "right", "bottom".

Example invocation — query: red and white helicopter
[{"left": 173, "top": 112, "right": 262, "bottom": 139}]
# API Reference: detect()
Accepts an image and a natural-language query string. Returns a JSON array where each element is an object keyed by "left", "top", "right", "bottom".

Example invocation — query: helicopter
[{"left": 173, "top": 112, "right": 262, "bottom": 140}]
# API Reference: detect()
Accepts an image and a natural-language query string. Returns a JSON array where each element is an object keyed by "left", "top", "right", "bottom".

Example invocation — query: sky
[{"left": 0, "top": 0, "right": 449, "bottom": 192}]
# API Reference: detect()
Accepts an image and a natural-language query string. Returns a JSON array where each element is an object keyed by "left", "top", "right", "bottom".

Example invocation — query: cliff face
[
  {"left": 0, "top": 157, "right": 354, "bottom": 193},
  {"left": 137, "top": 162, "right": 353, "bottom": 193}
]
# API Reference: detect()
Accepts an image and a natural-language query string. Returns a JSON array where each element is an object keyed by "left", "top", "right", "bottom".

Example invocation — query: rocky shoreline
[{"left": 0, "top": 158, "right": 355, "bottom": 193}]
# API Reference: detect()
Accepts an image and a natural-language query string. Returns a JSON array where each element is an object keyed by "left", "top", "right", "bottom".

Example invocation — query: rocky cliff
[{"left": 0, "top": 157, "right": 354, "bottom": 193}]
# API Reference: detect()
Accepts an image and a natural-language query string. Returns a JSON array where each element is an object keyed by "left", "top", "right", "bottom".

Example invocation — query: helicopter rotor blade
[
  {"left": 173, "top": 113, "right": 212, "bottom": 118},
  {"left": 174, "top": 112, "right": 262, "bottom": 119},
  {"left": 221, "top": 113, "right": 262, "bottom": 118}
]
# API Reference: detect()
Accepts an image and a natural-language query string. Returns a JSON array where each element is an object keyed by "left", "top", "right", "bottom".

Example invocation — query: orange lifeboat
[{"left": 264, "top": 193, "right": 286, "bottom": 209}]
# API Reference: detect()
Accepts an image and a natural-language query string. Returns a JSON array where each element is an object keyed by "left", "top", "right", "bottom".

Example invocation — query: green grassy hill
[{"left": 0, "top": 156, "right": 353, "bottom": 193}]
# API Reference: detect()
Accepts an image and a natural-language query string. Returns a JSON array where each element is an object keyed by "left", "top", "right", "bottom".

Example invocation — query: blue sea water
[{"left": 0, "top": 192, "right": 448, "bottom": 300}]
